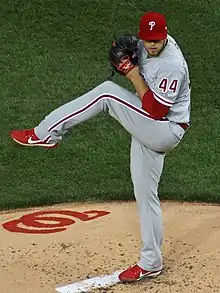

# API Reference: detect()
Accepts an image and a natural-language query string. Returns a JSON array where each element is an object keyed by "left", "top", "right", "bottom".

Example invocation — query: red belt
[{"left": 177, "top": 122, "right": 190, "bottom": 130}]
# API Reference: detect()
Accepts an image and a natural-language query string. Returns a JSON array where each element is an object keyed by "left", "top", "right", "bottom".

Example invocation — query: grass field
[{"left": 1, "top": 0, "right": 220, "bottom": 210}]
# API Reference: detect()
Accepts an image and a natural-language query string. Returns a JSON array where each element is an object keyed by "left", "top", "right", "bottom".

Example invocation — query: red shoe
[
  {"left": 119, "top": 264, "right": 162, "bottom": 283},
  {"left": 10, "top": 128, "right": 58, "bottom": 149}
]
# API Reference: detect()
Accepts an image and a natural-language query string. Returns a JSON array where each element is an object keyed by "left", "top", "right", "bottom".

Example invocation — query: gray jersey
[{"left": 138, "top": 35, "right": 191, "bottom": 123}]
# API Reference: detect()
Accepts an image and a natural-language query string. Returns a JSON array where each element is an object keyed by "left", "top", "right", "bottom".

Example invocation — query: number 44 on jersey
[{"left": 158, "top": 78, "right": 178, "bottom": 93}]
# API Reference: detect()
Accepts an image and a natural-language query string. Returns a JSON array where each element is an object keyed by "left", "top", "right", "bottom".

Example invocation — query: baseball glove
[{"left": 109, "top": 35, "right": 139, "bottom": 76}]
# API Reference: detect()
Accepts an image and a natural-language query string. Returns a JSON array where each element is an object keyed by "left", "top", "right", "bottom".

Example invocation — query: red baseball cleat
[
  {"left": 10, "top": 128, "right": 58, "bottom": 149},
  {"left": 119, "top": 264, "right": 162, "bottom": 282}
]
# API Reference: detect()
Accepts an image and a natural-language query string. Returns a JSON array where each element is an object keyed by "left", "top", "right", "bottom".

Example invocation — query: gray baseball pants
[{"left": 35, "top": 81, "right": 185, "bottom": 271}]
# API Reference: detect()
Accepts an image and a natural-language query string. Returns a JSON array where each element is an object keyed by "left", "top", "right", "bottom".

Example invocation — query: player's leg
[
  {"left": 34, "top": 80, "right": 164, "bottom": 147},
  {"left": 10, "top": 80, "right": 185, "bottom": 152},
  {"left": 119, "top": 136, "right": 164, "bottom": 282}
]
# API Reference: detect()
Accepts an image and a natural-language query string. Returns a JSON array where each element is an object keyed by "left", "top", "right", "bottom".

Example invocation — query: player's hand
[{"left": 125, "top": 65, "right": 141, "bottom": 81}]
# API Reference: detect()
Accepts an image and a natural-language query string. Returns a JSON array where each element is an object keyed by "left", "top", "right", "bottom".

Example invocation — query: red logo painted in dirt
[{"left": 2, "top": 210, "right": 110, "bottom": 234}]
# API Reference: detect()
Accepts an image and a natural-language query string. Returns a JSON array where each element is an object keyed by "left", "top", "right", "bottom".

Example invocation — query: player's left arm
[{"left": 127, "top": 65, "right": 184, "bottom": 120}]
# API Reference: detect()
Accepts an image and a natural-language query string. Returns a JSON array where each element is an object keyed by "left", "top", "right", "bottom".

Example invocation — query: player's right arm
[
  {"left": 126, "top": 66, "right": 150, "bottom": 99},
  {"left": 127, "top": 61, "right": 185, "bottom": 120},
  {"left": 141, "top": 63, "right": 185, "bottom": 120}
]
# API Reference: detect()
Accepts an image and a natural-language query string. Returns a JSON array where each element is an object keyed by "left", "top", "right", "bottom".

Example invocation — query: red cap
[{"left": 138, "top": 12, "right": 168, "bottom": 41}]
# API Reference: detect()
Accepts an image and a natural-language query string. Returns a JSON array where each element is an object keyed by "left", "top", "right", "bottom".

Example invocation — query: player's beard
[
  {"left": 148, "top": 49, "right": 160, "bottom": 56},
  {"left": 147, "top": 39, "right": 168, "bottom": 57}
]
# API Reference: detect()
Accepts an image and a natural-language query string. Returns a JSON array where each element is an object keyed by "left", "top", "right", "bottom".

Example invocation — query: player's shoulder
[
  {"left": 161, "top": 35, "right": 186, "bottom": 66},
  {"left": 137, "top": 39, "right": 145, "bottom": 55},
  {"left": 158, "top": 36, "right": 187, "bottom": 75}
]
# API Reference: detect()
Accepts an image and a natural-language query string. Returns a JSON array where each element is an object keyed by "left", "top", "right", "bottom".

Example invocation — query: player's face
[{"left": 143, "top": 39, "right": 167, "bottom": 57}]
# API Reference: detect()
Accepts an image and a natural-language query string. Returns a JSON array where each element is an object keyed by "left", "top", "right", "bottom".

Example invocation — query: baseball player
[{"left": 10, "top": 12, "right": 191, "bottom": 282}]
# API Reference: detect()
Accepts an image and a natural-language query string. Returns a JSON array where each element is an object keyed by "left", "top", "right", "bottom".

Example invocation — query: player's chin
[{"left": 149, "top": 50, "right": 159, "bottom": 56}]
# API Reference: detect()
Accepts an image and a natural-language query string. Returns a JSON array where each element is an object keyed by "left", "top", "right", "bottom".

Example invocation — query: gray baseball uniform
[{"left": 34, "top": 34, "right": 191, "bottom": 272}]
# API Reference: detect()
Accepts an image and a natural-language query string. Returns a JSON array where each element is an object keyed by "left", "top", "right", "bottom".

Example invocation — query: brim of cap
[{"left": 138, "top": 31, "right": 167, "bottom": 41}]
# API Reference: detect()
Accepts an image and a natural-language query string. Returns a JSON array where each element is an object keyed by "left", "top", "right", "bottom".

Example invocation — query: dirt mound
[{"left": 0, "top": 201, "right": 219, "bottom": 293}]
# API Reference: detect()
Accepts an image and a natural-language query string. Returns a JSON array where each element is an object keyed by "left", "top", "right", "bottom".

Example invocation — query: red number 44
[{"left": 158, "top": 78, "right": 178, "bottom": 93}]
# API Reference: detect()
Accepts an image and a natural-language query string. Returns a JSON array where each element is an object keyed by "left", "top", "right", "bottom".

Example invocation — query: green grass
[{"left": 1, "top": 0, "right": 220, "bottom": 210}]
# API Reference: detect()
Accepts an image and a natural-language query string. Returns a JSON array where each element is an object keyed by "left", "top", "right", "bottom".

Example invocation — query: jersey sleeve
[
  {"left": 142, "top": 64, "right": 184, "bottom": 119},
  {"left": 150, "top": 65, "right": 184, "bottom": 106}
]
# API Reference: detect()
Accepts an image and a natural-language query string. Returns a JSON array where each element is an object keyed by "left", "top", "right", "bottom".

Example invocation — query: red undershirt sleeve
[{"left": 142, "top": 89, "right": 172, "bottom": 120}]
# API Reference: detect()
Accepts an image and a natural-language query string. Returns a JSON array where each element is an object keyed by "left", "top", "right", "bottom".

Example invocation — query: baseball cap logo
[{"left": 149, "top": 21, "right": 156, "bottom": 30}]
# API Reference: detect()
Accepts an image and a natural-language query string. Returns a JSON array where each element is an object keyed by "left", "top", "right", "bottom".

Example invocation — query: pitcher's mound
[{"left": 0, "top": 201, "right": 219, "bottom": 293}]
